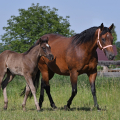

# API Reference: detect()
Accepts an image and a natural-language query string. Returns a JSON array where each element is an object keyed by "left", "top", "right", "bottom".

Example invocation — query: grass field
[{"left": 0, "top": 74, "right": 120, "bottom": 120}]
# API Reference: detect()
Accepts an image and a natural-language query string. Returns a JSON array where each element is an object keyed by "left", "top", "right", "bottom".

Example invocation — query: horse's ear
[
  {"left": 99, "top": 23, "right": 104, "bottom": 31},
  {"left": 109, "top": 23, "right": 114, "bottom": 31},
  {"left": 47, "top": 37, "right": 49, "bottom": 40},
  {"left": 46, "top": 37, "right": 49, "bottom": 43},
  {"left": 39, "top": 38, "right": 42, "bottom": 44}
]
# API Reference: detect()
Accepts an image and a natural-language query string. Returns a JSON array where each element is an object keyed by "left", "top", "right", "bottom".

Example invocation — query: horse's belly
[
  {"left": 8, "top": 67, "right": 23, "bottom": 76},
  {"left": 48, "top": 61, "right": 70, "bottom": 75},
  {"left": 49, "top": 65, "right": 69, "bottom": 75},
  {"left": 78, "top": 65, "right": 89, "bottom": 75}
]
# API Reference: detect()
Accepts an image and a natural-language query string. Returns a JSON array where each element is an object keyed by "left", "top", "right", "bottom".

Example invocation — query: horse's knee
[
  {"left": 90, "top": 83, "right": 96, "bottom": 96},
  {"left": 91, "top": 90, "right": 96, "bottom": 96},
  {"left": 45, "top": 85, "right": 50, "bottom": 94},
  {"left": 72, "top": 88, "right": 77, "bottom": 96}
]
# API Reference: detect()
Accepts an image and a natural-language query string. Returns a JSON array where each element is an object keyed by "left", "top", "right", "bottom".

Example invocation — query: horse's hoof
[
  {"left": 4, "top": 108, "right": 7, "bottom": 110},
  {"left": 90, "top": 107, "right": 101, "bottom": 111},
  {"left": 37, "top": 109, "right": 42, "bottom": 112},
  {"left": 51, "top": 103, "right": 57, "bottom": 110},
  {"left": 97, "top": 107, "right": 101, "bottom": 111},
  {"left": 23, "top": 108, "right": 26, "bottom": 111},
  {"left": 64, "top": 105, "right": 70, "bottom": 111},
  {"left": 52, "top": 104, "right": 57, "bottom": 110}
]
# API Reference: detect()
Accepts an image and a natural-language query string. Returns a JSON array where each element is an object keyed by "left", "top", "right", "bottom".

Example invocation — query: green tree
[
  {"left": 111, "top": 25, "right": 117, "bottom": 45},
  {"left": 115, "top": 41, "right": 120, "bottom": 48},
  {"left": 1, "top": 3, "right": 75, "bottom": 53},
  {"left": 115, "top": 47, "right": 120, "bottom": 60},
  {"left": 0, "top": 43, "right": 4, "bottom": 53}
]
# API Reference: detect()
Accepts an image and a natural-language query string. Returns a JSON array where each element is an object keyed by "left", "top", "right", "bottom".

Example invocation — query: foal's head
[
  {"left": 38, "top": 37, "right": 54, "bottom": 60},
  {"left": 97, "top": 23, "right": 115, "bottom": 60}
]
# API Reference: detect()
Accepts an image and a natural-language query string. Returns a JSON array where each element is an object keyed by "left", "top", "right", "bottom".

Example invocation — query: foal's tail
[{"left": 20, "top": 69, "right": 41, "bottom": 98}]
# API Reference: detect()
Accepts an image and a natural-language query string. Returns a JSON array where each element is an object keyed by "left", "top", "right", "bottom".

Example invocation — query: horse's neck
[
  {"left": 25, "top": 45, "right": 40, "bottom": 63},
  {"left": 86, "top": 37, "right": 98, "bottom": 53}
]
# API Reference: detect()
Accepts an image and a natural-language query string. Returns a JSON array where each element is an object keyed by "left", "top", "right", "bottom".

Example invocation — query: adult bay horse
[
  {"left": 37, "top": 23, "right": 115, "bottom": 110},
  {"left": 0, "top": 37, "right": 54, "bottom": 111}
]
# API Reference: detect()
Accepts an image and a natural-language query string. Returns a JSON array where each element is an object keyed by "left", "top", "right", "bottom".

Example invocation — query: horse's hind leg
[
  {"left": 2, "top": 73, "right": 15, "bottom": 110},
  {"left": 22, "top": 83, "right": 30, "bottom": 111},
  {"left": 0, "top": 72, "right": 6, "bottom": 91}
]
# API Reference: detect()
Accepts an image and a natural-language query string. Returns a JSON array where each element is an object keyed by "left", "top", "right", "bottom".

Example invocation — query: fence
[{"left": 97, "top": 61, "right": 120, "bottom": 77}]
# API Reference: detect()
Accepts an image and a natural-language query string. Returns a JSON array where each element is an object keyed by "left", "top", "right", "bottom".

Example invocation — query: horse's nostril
[
  {"left": 109, "top": 54, "right": 115, "bottom": 60},
  {"left": 47, "top": 54, "right": 54, "bottom": 60},
  {"left": 51, "top": 54, "right": 54, "bottom": 60}
]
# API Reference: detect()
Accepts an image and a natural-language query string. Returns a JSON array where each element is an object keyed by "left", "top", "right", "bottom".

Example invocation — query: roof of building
[{"left": 97, "top": 45, "right": 117, "bottom": 61}]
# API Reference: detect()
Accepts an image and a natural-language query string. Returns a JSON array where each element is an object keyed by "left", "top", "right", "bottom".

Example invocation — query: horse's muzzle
[
  {"left": 47, "top": 54, "right": 54, "bottom": 61},
  {"left": 104, "top": 49, "right": 115, "bottom": 60},
  {"left": 108, "top": 53, "right": 115, "bottom": 60}
]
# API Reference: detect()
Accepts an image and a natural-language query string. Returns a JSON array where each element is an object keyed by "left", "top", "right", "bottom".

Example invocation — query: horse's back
[
  {"left": 39, "top": 34, "right": 72, "bottom": 75},
  {"left": 0, "top": 50, "right": 23, "bottom": 68},
  {"left": 0, "top": 50, "right": 22, "bottom": 60},
  {"left": 39, "top": 33, "right": 98, "bottom": 75},
  {"left": 0, "top": 50, "right": 11, "bottom": 61}
]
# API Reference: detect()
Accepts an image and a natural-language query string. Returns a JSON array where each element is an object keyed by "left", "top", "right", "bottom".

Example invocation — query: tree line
[{"left": 0, "top": 3, "right": 118, "bottom": 59}]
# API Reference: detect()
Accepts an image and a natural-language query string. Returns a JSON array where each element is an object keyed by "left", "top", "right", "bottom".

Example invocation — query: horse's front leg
[
  {"left": 25, "top": 76, "right": 40, "bottom": 111},
  {"left": 39, "top": 71, "right": 56, "bottom": 109},
  {"left": 64, "top": 70, "right": 78, "bottom": 109},
  {"left": 44, "top": 83, "right": 57, "bottom": 109},
  {"left": 87, "top": 71, "right": 100, "bottom": 110}
]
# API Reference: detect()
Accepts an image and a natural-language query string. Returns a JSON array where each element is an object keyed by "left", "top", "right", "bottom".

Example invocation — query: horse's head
[
  {"left": 97, "top": 23, "right": 115, "bottom": 60},
  {"left": 38, "top": 37, "right": 54, "bottom": 61}
]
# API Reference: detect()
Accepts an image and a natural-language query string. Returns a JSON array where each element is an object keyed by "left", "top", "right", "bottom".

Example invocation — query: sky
[{"left": 0, "top": 0, "right": 120, "bottom": 42}]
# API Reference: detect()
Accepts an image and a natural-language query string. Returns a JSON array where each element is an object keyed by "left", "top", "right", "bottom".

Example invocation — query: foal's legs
[
  {"left": 22, "top": 83, "right": 30, "bottom": 111},
  {"left": 2, "top": 73, "right": 15, "bottom": 110},
  {"left": 87, "top": 71, "right": 100, "bottom": 110},
  {"left": 25, "top": 75, "right": 40, "bottom": 111},
  {"left": 64, "top": 70, "right": 78, "bottom": 109}
]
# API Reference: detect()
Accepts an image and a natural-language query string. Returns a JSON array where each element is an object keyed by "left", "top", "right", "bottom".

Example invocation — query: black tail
[{"left": 20, "top": 69, "right": 41, "bottom": 98}]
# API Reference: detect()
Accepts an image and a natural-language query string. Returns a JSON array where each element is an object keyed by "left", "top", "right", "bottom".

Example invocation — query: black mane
[
  {"left": 23, "top": 42, "right": 39, "bottom": 55},
  {"left": 72, "top": 26, "right": 111, "bottom": 46}
]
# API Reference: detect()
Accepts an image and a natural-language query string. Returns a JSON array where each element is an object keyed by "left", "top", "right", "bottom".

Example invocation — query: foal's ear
[
  {"left": 99, "top": 23, "right": 104, "bottom": 31},
  {"left": 109, "top": 23, "right": 114, "bottom": 31},
  {"left": 46, "top": 37, "right": 49, "bottom": 43},
  {"left": 39, "top": 38, "right": 42, "bottom": 44}
]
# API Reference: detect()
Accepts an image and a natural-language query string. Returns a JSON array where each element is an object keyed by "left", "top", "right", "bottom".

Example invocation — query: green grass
[{"left": 0, "top": 74, "right": 120, "bottom": 120}]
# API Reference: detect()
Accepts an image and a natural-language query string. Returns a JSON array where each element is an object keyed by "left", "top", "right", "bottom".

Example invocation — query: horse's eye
[
  {"left": 42, "top": 47, "right": 46, "bottom": 51},
  {"left": 102, "top": 38, "right": 105, "bottom": 42}
]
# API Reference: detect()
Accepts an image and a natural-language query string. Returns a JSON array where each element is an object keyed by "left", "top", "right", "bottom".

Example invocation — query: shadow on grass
[
  {"left": 0, "top": 106, "right": 106, "bottom": 112},
  {"left": 40, "top": 106, "right": 106, "bottom": 112},
  {"left": 37, "top": 107, "right": 91, "bottom": 112},
  {"left": 60, "top": 107, "right": 91, "bottom": 111}
]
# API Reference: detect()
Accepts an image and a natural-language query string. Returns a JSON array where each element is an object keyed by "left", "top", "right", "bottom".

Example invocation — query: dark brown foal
[{"left": 0, "top": 37, "right": 54, "bottom": 111}]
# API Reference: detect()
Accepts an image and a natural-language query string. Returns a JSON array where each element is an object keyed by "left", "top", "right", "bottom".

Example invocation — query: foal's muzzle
[{"left": 46, "top": 54, "right": 54, "bottom": 61}]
